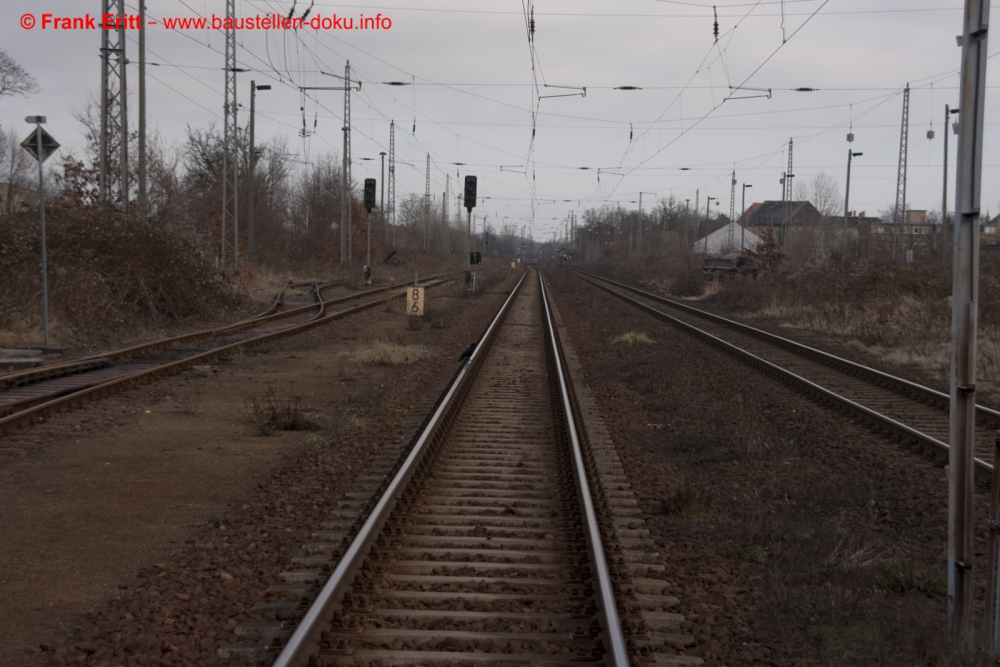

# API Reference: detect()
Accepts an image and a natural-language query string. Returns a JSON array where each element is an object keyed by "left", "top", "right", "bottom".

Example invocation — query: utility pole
[
  {"left": 343, "top": 61, "right": 353, "bottom": 263},
  {"left": 248, "top": 82, "right": 270, "bottom": 264},
  {"left": 844, "top": 150, "right": 862, "bottom": 252},
  {"left": 379, "top": 150, "right": 386, "bottom": 243},
  {"left": 137, "top": 0, "right": 146, "bottom": 222},
  {"left": 944, "top": 104, "right": 960, "bottom": 252},
  {"left": 741, "top": 184, "right": 752, "bottom": 252},
  {"left": 894, "top": 84, "right": 911, "bottom": 261},
  {"left": 425, "top": 153, "right": 431, "bottom": 250},
  {"left": 221, "top": 0, "right": 239, "bottom": 274},
  {"left": 388, "top": 120, "right": 395, "bottom": 247},
  {"left": 729, "top": 170, "right": 737, "bottom": 248},
  {"left": 783, "top": 139, "right": 794, "bottom": 247},
  {"left": 704, "top": 196, "right": 716, "bottom": 253},
  {"left": 445, "top": 174, "right": 451, "bottom": 253},
  {"left": 99, "top": 0, "right": 128, "bottom": 209},
  {"left": 949, "top": 0, "right": 989, "bottom": 648}
]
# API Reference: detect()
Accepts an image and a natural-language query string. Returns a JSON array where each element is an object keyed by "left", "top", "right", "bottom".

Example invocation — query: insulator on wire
[{"left": 713, "top": 6, "right": 719, "bottom": 43}]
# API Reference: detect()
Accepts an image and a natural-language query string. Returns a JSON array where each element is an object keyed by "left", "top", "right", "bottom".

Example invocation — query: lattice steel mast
[
  {"left": 894, "top": 84, "right": 911, "bottom": 260},
  {"left": 99, "top": 0, "right": 129, "bottom": 208},
  {"left": 388, "top": 120, "right": 395, "bottom": 247},
  {"left": 221, "top": 0, "right": 239, "bottom": 272},
  {"left": 342, "top": 61, "right": 352, "bottom": 264}
]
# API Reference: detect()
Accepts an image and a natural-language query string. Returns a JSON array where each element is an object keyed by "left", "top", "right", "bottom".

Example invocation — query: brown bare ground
[
  {"left": 0, "top": 266, "right": 520, "bottom": 667},
  {"left": 547, "top": 266, "right": 993, "bottom": 666}
]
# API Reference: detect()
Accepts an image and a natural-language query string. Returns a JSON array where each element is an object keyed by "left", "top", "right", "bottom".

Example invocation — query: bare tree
[
  {"left": 0, "top": 49, "right": 39, "bottom": 99},
  {"left": 0, "top": 127, "right": 36, "bottom": 218},
  {"left": 795, "top": 172, "right": 843, "bottom": 217}
]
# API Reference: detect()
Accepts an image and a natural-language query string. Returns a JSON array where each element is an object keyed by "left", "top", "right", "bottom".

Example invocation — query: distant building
[
  {"left": 861, "top": 209, "right": 941, "bottom": 259},
  {"left": 692, "top": 221, "right": 763, "bottom": 255},
  {"left": 738, "top": 200, "right": 823, "bottom": 229}
]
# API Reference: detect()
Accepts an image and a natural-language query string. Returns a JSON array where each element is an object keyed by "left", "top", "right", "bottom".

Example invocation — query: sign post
[
  {"left": 407, "top": 286, "right": 425, "bottom": 317},
  {"left": 21, "top": 117, "right": 59, "bottom": 347}
]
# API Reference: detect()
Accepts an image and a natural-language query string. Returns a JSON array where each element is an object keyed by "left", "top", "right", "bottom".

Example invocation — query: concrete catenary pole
[{"left": 948, "top": 0, "right": 989, "bottom": 647}]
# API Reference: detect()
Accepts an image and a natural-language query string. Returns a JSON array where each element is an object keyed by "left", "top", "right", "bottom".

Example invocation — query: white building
[{"left": 692, "top": 221, "right": 763, "bottom": 255}]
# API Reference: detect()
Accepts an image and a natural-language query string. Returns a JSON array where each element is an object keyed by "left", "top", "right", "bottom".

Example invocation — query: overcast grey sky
[{"left": 2, "top": 1, "right": 996, "bottom": 239}]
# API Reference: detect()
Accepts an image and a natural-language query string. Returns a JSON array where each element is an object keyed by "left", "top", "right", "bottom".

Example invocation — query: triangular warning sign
[{"left": 21, "top": 127, "right": 60, "bottom": 164}]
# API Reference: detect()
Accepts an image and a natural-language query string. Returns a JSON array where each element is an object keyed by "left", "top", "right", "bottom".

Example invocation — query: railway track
[
  {"left": 226, "top": 269, "right": 700, "bottom": 667},
  {"left": 0, "top": 275, "right": 451, "bottom": 436},
  {"left": 573, "top": 269, "right": 1000, "bottom": 476}
]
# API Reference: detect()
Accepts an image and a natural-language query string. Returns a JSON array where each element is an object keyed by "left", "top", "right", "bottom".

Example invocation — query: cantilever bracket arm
[
  {"left": 726, "top": 86, "right": 772, "bottom": 101},
  {"left": 540, "top": 84, "right": 586, "bottom": 99}
]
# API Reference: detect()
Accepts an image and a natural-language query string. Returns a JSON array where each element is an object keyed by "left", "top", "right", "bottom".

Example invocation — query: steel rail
[
  {"left": 0, "top": 276, "right": 442, "bottom": 390},
  {"left": 576, "top": 269, "right": 1000, "bottom": 426},
  {"left": 0, "top": 277, "right": 455, "bottom": 435},
  {"left": 576, "top": 273, "right": 993, "bottom": 477},
  {"left": 538, "top": 271, "right": 630, "bottom": 667},
  {"left": 270, "top": 270, "right": 529, "bottom": 667}
]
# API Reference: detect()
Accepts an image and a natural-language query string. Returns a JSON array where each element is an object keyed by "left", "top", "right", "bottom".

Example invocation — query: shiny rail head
[{"left": 270, "top": 270, "right": 528, "bottom": 667}]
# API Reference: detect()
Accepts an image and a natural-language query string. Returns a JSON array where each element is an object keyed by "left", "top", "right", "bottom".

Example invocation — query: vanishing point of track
[{"left": 227, "top": 269, "right": 701, "bottom": 667}]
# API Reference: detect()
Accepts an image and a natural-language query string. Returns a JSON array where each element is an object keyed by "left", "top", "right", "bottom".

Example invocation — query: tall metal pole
[
  {"left": 894, "top": 84, "right": 911, "bottom": 261},
  {"left": 845, "top": 150, "right": 862, "bottom": 251},
  {"left": 949, "top": 0, "right": 989, "bottom": 647},
  {"left": 341, "top": 61, "right": 353, "bottom": 264},
  {"left": 425, "top": 153, "right": 431, "bottom": 251},
  {"left": 943, "top": 104, "right": 952, "bottom": 251},
  {"left": 137, "top": 0, "right": 146, "bottom": 222},
  {"left": 388, "top": 120, "right": 395, "bottom": 248},
  {"left": 379, "top": 151, "right": 386, "bottom": 243},
  {"left": 741, "top": 184, "right": 751, "bottom": 252},
  {"left": 99, "top": 0, "right": 128, "bottom": 208},
  {"left": 248, "top": 81, "right": 256, "bottom": 264},
  {"left": 221, "top": 0, "right": 238, "bottom": 273},
  {"left": 729, "top": 170, "right": 737, "bottom": 247},
  {"left": 704, "top": 196, "right": 715, "bottom": 253},
  {"left": 36, "top": 120, "right": 48, "bottom": 346}
]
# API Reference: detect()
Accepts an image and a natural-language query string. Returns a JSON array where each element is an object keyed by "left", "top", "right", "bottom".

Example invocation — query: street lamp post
[
  {"left": 741, "top": 184, "right": 752, "bottom": 251},
  {"left": 248, "top": 81, "right": 271, "bottom": 264},
  {"left": 844, "top": 150, "right": 863, "bottom": 252},
  {"left": 704, "top": 196, "right": 716, "bottom": 253}
]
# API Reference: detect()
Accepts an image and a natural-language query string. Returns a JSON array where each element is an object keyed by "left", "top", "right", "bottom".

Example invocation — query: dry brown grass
[
  {"left": 354, "top": 335, "right": 431, "bottom": 366},
  {"left": 610, "top": 331, "right": 655, "bottom": 346}
]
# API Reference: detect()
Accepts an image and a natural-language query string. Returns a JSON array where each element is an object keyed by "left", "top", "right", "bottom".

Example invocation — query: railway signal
[
  {"left": 364, "top": 178, "right": 376, "bottom": 283},
  {"left": 464, "top": 175, "right": 478, "bottom": 290}
]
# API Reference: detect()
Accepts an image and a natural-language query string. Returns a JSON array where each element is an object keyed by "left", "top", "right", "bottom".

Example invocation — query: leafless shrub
[
  {"left": 243, "top": 385, "right": 318, "bottom": 436},
  {"left": 174, "top": 376, "right": 204, "bottom": 415}
]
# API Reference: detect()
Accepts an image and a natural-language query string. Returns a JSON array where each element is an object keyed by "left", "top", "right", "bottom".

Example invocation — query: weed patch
[
  {"left": 354, "top": 335, "right": 431, "bottom": 366},
  {"left": 876, "top": 559, "right": 946, "bottom": 598},
  {"left": 657, "top": 481, "right": 704, "bottom": 519},
  {"left": 243, "top": 386, "right": 318, "bottom": 436},
  {"left": 611, "top": 331, "right": 655, "bottom": 346}
]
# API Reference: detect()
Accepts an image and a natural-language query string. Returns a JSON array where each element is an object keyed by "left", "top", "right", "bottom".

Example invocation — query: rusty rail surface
[
  {"left": 0, "top": 277, "right": 441, "bottom": 391},
  {"left": 0, "top": 276, "right": 454, "bottom": 435}
]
